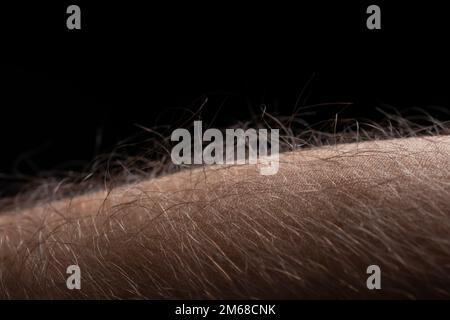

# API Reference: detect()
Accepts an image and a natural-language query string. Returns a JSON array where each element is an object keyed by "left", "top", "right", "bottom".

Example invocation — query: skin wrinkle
[{"left": 0, "top": 135, "right": 449, "bottom": 298}]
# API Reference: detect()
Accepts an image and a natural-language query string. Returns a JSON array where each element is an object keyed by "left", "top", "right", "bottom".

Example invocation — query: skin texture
[{"left": 0, "top": 135, "right": 450, "bottom": 299}]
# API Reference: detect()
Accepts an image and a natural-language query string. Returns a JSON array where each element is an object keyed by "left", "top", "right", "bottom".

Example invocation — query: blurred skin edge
[{"left": 0, "top": 135, "right": 449, "bottom": 298}]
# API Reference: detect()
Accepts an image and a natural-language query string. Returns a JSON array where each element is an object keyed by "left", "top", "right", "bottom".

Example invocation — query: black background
[
  {"left": 0, "top": 300, "right": 448, "bottom": 319},
  {"left": 1, "top": 1, "right": 449, "bottom": 196}
]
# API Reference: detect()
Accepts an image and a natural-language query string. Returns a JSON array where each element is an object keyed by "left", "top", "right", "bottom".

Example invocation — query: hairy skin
[{"left": 1, "top": 135, "right": 450, "bottom": 299}]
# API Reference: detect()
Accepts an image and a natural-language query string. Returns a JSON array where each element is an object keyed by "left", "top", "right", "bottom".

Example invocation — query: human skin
[{"left": 0, "top": 135, "right": 450, "bottom": 299}]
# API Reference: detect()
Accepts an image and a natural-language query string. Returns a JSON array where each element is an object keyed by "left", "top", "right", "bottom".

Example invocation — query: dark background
[{"left": 0, "top": 1, "right": 449, "bottom": 197}]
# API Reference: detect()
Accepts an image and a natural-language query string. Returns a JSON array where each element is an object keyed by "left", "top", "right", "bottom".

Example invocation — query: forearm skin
[{"left": 1, "top": 136, "right": 450, "bottom": 299}]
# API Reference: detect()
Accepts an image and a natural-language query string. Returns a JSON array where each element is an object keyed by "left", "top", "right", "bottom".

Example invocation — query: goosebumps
[{"left": 0, "top": 133, "right": 450, "bottom": 299}]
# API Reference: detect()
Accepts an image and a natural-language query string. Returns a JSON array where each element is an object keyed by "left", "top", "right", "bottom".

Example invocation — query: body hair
[{"left": 0, "top": 110, "right": 450, "bottom": 299}]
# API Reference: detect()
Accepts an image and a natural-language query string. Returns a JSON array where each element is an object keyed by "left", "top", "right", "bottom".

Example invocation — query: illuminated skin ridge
[{"left": 0, "top": 135, "right": 449, "bottom": 299}]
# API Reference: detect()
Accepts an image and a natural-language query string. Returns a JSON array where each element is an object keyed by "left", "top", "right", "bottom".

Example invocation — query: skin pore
[{"left": 0, "top": 134, "right": 450, "bottom": 299}]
